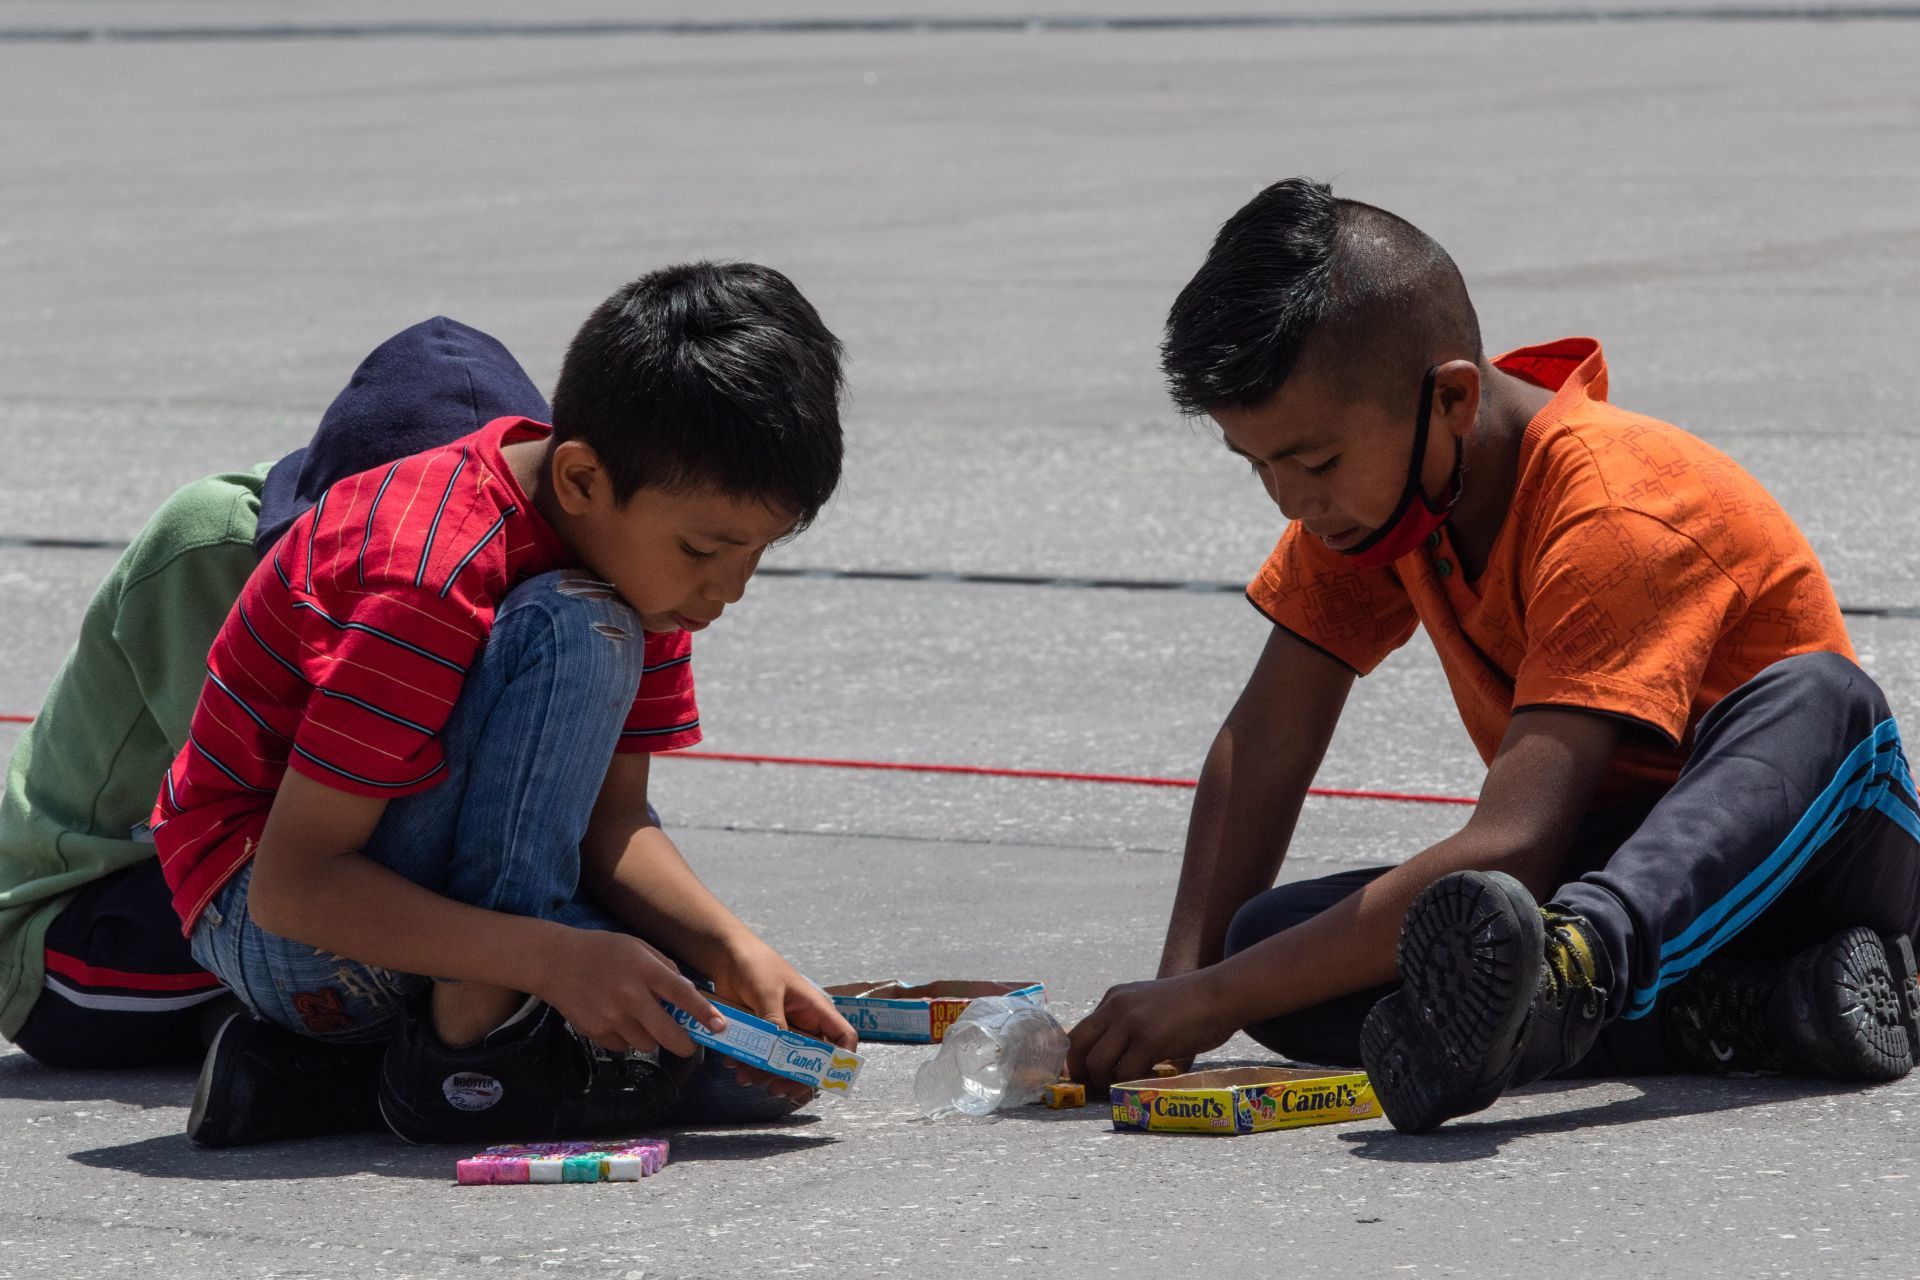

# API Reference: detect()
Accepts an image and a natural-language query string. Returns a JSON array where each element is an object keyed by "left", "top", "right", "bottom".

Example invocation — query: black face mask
[{"left": 1340, "top": 366, "right": 1464, "bottom": 570}]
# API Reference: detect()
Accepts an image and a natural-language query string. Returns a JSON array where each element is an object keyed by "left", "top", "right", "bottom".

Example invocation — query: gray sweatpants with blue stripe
[{"left": 1226, "top": 651, "right": 1920, "bottom": 1074}]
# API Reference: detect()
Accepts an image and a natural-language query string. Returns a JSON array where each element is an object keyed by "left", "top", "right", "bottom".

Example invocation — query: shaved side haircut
[{"left": 1161, "top": 178, "right": 1483, "bottom": 418}]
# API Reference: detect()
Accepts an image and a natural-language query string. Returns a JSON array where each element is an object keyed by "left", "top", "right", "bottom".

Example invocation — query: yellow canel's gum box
[
  {"left": 1110, "top": 1067, "right": 1377, "bottom": 1135},
  {"left": 823, "top": 980, "right": 1045, "bottom": 1043}
]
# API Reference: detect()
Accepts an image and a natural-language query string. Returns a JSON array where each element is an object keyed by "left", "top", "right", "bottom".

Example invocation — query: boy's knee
[
  {"left": 1224, "top": 882, "right": 1321, "bottom": 959},
  {"left": 497, "top": 571, "right": 647, "bottom": 679},
  {"left": 1763, "top": 651, "right": 1889, "bottom": 724}
]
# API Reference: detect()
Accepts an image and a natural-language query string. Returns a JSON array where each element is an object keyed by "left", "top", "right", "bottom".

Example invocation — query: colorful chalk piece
[{"left": 456, "top": 1139, "right": 669, "bottom": 1185}]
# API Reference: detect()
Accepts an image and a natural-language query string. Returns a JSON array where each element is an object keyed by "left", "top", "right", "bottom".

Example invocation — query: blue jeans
[
  {"left": 192, "top": 570, "right": 805, "bottom": 1122},
  {"left": 191, "top": 571, "right": 651, "bottom": 1041}
]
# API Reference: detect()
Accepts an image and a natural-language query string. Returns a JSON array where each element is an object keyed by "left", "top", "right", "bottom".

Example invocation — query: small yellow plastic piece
[
  {"left": 1043, "top": 1081, "right": 1087, "bottom": 1108},
  {"left": 1151, "top": 1062, "right": 1181, "bottom": 1079}
]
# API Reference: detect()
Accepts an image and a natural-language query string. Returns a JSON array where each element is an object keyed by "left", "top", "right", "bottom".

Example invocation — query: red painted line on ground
[
  {"left": 675, "top": 749, "right": 1477, "bottom": 807},
  {"left": 0, "top": 712, "right": 1476, "bottom": 807}
]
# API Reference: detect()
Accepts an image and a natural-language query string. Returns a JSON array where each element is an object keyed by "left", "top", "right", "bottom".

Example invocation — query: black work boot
[
  {"left": 1662, "top": 927, "right": 1920, "bottom": 1081},
  {"left": 1361, "top": 871, "right": 1613, "bottom": 1135},
  {"left": 376, "top": 999, "right": 699, "bottom": 1144},
  {"left": 1506, "top": 902, "right": 1613, "bottom": 1088},
  {"left": 187, "top": 1012, "right": 386, "bottom": 1148}
]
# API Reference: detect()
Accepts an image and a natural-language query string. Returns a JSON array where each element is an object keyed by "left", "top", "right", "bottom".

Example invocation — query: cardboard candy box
[
  {"left": 665, "top": 998, "right": 864, "bottom": 1095},
  {"left": 1109, "top": 1067, "right": 1378, "bottom": 1135},
  {"left": 824, "top": 980, "right": 1046, "bottom": 1043}
]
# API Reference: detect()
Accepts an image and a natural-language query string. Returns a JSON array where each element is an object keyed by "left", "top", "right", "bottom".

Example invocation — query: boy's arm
[
  {"left": 1068, "top": 704, "right": 1624, "bottom": 1089},
  {"left": 248, "top": 769, "right": 721, "bottom": 1057},
  {"left": 1157, "top": 626, "right": 1355, "bottom": 980},
  {"left": 579, "top": 751, "right": 857, "bottom": 1054}
]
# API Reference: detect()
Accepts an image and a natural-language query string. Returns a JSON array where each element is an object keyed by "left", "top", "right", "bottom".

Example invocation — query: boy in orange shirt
[{"left": 1067, "top": 178, "right": 1920, "bottom": 1133}]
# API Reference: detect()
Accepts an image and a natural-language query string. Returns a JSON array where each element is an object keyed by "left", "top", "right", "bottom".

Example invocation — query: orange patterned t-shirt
[{"left": 1246, "top": 337, "right": 1853, "bottom": 798}]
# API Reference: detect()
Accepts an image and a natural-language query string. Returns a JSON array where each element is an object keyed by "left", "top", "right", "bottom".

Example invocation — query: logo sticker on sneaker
[{"left": 442, "top": 1072, "right": 505, "bottom": 1112}]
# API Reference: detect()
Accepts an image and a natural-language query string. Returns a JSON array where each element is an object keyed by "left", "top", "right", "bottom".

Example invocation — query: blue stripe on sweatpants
[
  {"left": 1624, "top": 717, "right": 1911, "bottom": 1020},
  {"left": 1875, "top": 789, "right": 1920, "bottom": 844}
]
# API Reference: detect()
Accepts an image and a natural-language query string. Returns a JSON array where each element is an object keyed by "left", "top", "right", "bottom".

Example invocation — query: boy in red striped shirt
[{"left": 157, "top": 263, "right": 856, "bottom": 1145}]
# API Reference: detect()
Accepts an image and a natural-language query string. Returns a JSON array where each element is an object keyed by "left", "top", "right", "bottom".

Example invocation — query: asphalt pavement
[{"left": 2, "top": 4, "right": 1918, "bottom": 1277}]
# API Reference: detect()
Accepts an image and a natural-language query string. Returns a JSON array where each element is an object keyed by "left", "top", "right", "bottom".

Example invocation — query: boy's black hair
[
  {"left": 1161, "top": 177, "right": 1482, "bottom": 417},
  {"left": 551, "top": 262, "right": 845, "bottom": 526}
]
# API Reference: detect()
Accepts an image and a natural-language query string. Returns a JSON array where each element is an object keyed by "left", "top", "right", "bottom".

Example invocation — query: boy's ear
[
  {"left": 549, "top": 440, "right": 609, "bottom": 516},
  {"left": 1431, "top": 359, "right": 1482, "bottom": 440}
]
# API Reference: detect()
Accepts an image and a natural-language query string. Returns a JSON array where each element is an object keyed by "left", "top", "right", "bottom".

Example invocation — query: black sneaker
[
  {"left": 187, "top": 1012, "right": 386, "bottom": 1148},
  {"left": 1663, "top": 926, "right": 1920, "bottom": 1081},
  {"left": 1361, "top": 870, "right": 1612, "bottom": 1135},
  {"left": 376, "top": 999, "right": 699, "bottom": 1144}
]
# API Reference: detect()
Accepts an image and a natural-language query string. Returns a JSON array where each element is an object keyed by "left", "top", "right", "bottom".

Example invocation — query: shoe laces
[
  {"left": 568, "top": 1025, "right": 664, "bottom": 1091},
  {"left": 1540, "top": 906, "right": 1608, "bottom": 1014}
]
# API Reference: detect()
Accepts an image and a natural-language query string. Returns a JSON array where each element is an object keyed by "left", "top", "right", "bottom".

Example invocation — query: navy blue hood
[{"left": 255, "top": 316, "right": 550, "bottom": 557}]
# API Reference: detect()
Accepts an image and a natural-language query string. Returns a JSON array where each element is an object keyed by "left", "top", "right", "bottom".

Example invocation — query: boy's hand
[
  {"left": 713, "top": 937, "right": 858, "bottom": 1049},
  {"left": 711, "top": 937, "right": 859, "bottom": 1102},
  {"left": 1067, "top": 970, "right": 1242, "bottom": 1092},
  {"left": 538, "top": 928, "right": 725, "bottom": 1058}
]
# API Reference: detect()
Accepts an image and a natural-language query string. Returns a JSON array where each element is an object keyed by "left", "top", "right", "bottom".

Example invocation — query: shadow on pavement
[
  {"left": 662, "top": 1126, "right": 837, "bottom": 1162},
  {"left": 1339, "top": 1074, "right": 1874, "bottom": 1163},
  {"left": 926, "top": 1101, "right": 1114, "bottom": 1128},
  {"left": 0, "top": 1052, "right": 195, "bottom": 1110},
  {"left": 70, "top": 1132, "right": 455, "bottom": 1181},
  {"left": 69, "top": 1120, "right": 835, "bottom": 1182}
]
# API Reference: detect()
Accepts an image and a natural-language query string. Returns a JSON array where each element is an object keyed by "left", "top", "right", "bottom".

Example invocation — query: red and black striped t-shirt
[{"left": 152, "top": 417, "right": 701, "bottom": 932}]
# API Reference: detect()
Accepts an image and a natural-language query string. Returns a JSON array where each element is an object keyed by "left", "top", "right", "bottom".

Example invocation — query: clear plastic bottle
[{"left": 913, "top": 996, "right": 1069, "bottom": 1119}]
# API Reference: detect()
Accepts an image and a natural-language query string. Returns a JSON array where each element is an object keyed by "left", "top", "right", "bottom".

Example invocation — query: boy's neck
[
  {"left": 1446, "top": 365, "right": 1556, "bottom": 580},
  {"left": 501, "top": 437, "right": 571, "bottom": 541}
]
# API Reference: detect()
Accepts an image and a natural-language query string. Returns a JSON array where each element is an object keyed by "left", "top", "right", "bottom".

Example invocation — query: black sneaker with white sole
[
  {"left": 1663, "top": 926, "right": 1920, "bottom": 1081},
  {"left": 376, "top": 999, "right": 699, "bottom": 1145},
  {"left": 187, "top": 1012, "right": 386, "bottom": 1148}
]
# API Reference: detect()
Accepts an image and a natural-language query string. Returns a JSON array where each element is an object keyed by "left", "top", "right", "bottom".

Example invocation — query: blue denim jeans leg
[{"left": 189, "top": 570, "right": 646, "bottom": 1042}]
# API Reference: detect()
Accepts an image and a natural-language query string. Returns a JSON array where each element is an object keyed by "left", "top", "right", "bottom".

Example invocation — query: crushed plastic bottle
[{"left": 913, "top": 996, "right": 1070, "bottom": 1119}]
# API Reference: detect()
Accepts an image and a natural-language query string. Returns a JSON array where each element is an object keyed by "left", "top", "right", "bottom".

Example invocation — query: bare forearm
[
  {"left": 1158, "top": 722, "right": 1318, "bottom": 978},
  {"left": 583, "top": 826, "right": 755, "bottom": 975},
  {"left": 249, "top": 850, "right": 565, "bottom": 994}
]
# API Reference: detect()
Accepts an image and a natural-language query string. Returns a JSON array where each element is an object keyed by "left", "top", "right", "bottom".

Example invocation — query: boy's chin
[{"left": 640, "top": 611, "right": 709, "bottom": 634}]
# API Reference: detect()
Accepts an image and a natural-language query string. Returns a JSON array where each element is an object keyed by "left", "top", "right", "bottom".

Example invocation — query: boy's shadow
[
  {"left": 1340, "top": 1074, "right": 1875, "bottom": 1163},
  {"left": 68, "top": 1117, "right": 834, "bottom": 1183},
  {"left": 0, "top": 1052, "right": 195, "bottom": 1110}
]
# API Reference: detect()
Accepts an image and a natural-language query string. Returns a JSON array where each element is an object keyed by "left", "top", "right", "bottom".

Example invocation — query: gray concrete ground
[{"left": 3, "top": 4, "right": 1919, "bottom": 1277}]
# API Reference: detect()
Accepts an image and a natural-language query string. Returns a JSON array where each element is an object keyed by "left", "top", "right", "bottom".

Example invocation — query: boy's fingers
[
  {"left": 1073, "top": 1023, "right": 1126, "bottom": 1091},
  {"left": 750, "top": 989, "right": 789, "bottom": 1029},
  {"left": 810, "top": 1002, "right": 859, "bottom": 1050},
  {"left": 1111, "top": 1045, "right": 1159, "bottom": 1090},
  {"left": 588, "top": 1030, "right": 634, "bottom": 1055},
  {"left": 728, "top": 1062, "right": 805, "bottom": 1101},
  {"left": 788, "top": 992, "right": 857, "bottom": 1049},
  {"left": 663, "top": 974, "right": 725, "bottom": 1033},
  {"left": 638, "top": 1001, "right": 701, "bottom": 1058},
  {"left": 1065, "top": 1009, "right": 1108, "bottom": 1083}
]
